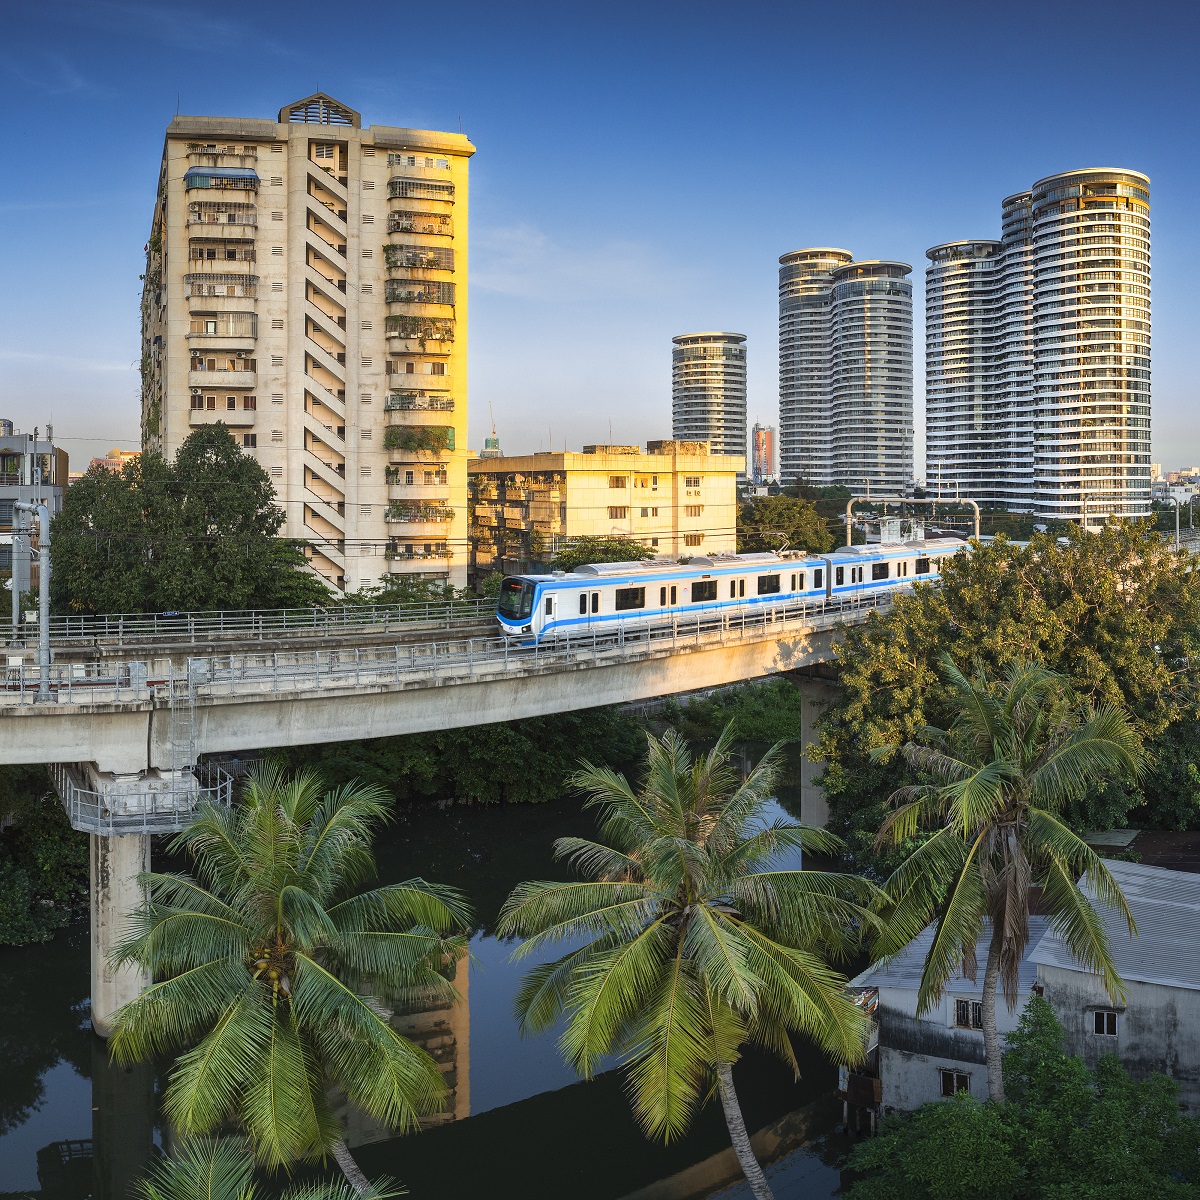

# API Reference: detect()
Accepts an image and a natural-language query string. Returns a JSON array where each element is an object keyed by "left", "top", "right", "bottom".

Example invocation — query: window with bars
[
  {"left": 955, "top": 999, "right": 984, "bottom": 1030},
  {"left": 685, "top": 533, "right": 704, "bottom": 547},
  {"left": 608, "top": 506, "right": 628, "bottom": 520}
]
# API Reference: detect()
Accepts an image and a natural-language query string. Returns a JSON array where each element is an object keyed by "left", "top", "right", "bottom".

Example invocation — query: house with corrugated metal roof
[
  {"left": 1030, "top": 859, "right": 1200, "bottom": 1110},
  {"left": 846, "top": 918, "right": 1050, "bottom": 1116}
]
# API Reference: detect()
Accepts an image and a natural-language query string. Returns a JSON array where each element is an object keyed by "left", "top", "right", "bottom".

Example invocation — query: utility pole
[{"left": 13, "top": 503, "right": 50, "bottom": 701}]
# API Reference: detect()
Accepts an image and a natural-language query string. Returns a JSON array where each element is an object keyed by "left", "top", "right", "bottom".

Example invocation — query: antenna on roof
[
  {"left": 176, "top": 93, "right": 181, "bottom": 115},
  {"left": 459, "top": 113, "right": 463, "bottom": 134}
]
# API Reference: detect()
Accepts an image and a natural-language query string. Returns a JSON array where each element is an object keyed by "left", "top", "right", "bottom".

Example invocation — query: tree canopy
[
  {"left": 51, "top": 425, "right": 330, "bottom": 615},
  {"left": 737, "top": 494, "right": 833, "bottom": 553},
  {"left": 845, "top": 997, "right": 1200, "bottom": 1200},
  {"left": 549, "top": 535, "right": 654, "bottom": 573},
  {"left": 814, "top": 523, "right": 1200, "bottom": 863}
]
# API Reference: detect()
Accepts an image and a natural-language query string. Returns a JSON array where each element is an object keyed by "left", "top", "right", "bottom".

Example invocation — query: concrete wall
[{"left": 1039, "top": 964, "right": 1200, "bottom": 1111}]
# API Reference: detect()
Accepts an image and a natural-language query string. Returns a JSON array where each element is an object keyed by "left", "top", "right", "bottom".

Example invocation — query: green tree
[
  {"left": 51, "top": 426, "right": 330, "bottom": 615},
  {"left": 548, "top": 535, "right": 655, "bottom": 572},
  {"left": 737, "top": 494, "right": 833, "bottom": 553},
  {"left": 845, "top": 997, "right": 1200, "bottom": 1200},
  {"left": 815, "top": 524, "right": 1200, "bottom": 860},
  {"left": 497, "top": 727, "right": 877, "bottom": 1200},
  {"left": 873, "top": 657, "right": 1145, "bottom": 1102},
  {"left": 135, "top": 1137, "right": 397, "bottom": 1200},
  {"left": 108, "top": 764, "right": 470, "bottom": 1192}
]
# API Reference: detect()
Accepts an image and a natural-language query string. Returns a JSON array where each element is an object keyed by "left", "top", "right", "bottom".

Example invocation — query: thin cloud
[
  {"left": 0, "top": 53, "right": 92, "bottom": 96},
  {"left": 0, "top": 350, "right": 132, "bottom": 374}
]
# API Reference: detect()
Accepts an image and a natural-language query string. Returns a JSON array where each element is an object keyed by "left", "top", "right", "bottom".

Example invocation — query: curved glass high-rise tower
[
  {"left": 778, "top": 250, "right": 913, "bottom": 491},
  {"left": 926, "top": 169, "right": 1150, "bottom": 527}
]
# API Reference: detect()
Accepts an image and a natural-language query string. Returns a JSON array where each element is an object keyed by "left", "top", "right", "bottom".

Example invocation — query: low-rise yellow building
[{"left": 469, "top": 441, "right": 743, "bottom": 578}]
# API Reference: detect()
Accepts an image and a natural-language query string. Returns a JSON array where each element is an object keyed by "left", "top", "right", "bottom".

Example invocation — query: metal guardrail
[
  {"left": 2, "top": 592, "right": 895, "bottom": 708},
  {"left": 0, "top": 597, "right": 495, "bottom": 647},
  {"left": 51, "top": 762, "right": 233, "bottom": 836}
]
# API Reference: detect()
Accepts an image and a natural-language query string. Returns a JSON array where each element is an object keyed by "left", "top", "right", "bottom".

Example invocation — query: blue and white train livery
[{"left": 495, "top": 537, "right": 967, "bottom": 641}]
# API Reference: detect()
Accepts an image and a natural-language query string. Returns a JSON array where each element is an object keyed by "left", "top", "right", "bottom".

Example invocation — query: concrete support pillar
[{"left": 89, "top": 832, "right": 151, "bottom": 1038}]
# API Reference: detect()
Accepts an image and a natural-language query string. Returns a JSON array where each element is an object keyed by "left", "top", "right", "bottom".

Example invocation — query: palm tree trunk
[
  {"left": 981, "top": 930, "right": 1006, "bottom": 1104},
  {"left": 331, "top": 1138, "right": 371, "bottom": 1196},
  {"left": 716, "top": 1062, "right": 775, "bottom": 1200}
]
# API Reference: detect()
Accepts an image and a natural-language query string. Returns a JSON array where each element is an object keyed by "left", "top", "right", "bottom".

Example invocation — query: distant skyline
[{"left": 1, "top": 0, "right": 1197, "bottom": 472}]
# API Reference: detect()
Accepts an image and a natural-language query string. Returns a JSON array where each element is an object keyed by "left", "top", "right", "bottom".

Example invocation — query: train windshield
[{"left": 498, "top": 578, "right": 535, "bottom": 620}]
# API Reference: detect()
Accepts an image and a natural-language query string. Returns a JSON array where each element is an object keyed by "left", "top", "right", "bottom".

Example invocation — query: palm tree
[
  {"left": 497, "top": 726, "right": 879, "bottom": 1200},
  {"left": 135, "top": 1137, "right": 397, "bottom": 1200},
  {"left": 109, "top": 764, "right": 470, "bottom": 1193},
  {"left": 873, "top": 655, "right": 1146, "bottom": 1103}
]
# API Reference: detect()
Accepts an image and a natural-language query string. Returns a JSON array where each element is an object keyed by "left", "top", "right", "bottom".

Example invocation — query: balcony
[
  {"left": 388, "top": 179, "right": 455, "bottom": 202},
  {"left": 384, "top": 425, "right": 455, "bottom": 453},
  {"left": 388, "top": 211, "right": 452, "bottom": 237},
  {"left": 384, "top": 391, "right": 455, "bottom": 412},
  {"left": 386, "top": 465, "right": 448, "bottom": 486},
  {"left": 190, "top": 238, "right": 256, "bottom": 263},
  {"left": 188, "top": 313, "right": 258, "bottom": 341},
  {"left": 386, "top": 544, "right": 452, "bottom": 562},
  {"left": 383, "top": 245, "right": 454, "bottom": 271},
  {"left": 188, "top": 202, "right": 257, "bottom": 227},
  {"left": 385, "top": 280, "right": 455, "bottom": 307},
  {"left": 386, "top": 503, "right": 455, "bottom": 523},
  {"left": 188, "top": 144, "right": 259, "bottom": 164},
  {"left": 188, "top": 358, "right": 256, "bottom": 389},
  {"left": 185, "top": 273, "right": 258, "bottom": 299},
  {"left": 384, "top": 316, "right": 454, "bottom": 345},
  {"left": 185, "top": 168, "right": 259, "bottom": 193}
]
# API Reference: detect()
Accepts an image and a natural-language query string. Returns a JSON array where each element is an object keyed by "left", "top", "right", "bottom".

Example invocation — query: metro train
[{"left": 495, "top": 536, "right": 968, "bottom": 641}]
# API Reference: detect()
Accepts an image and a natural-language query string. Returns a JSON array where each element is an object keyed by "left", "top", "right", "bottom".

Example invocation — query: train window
[
  {"left": 591, "top": 591, "right": 599, "bottom": 613},
  {"left": 579, "top": 593, "right": 588, "bottom": 615},
  {"left": 692, "top": 580, "right": 717, "bottom": 602},
  {"left": 730, "top": 580, "right": 737, "bottom": 599},
  {"left": 814, "top": 569, "right": 823, "bottom": 588},
  {"left": 498, "top": 579, "right": 534, "bottom": 620},
  {"left": 757, "top": 574, "right": 780, "bottom": 595},
  {"left": 660, "top": 586, "right": 667, "bottom": 606},
  {"left": 835, "top": 567, "right": 844, "bottom": 586},
  {"left": 916, "top": 557, "right": 931, "bottom": 575},
  {"left": 853, "top": 566, "right": 864, "bottom": 583},
  {"left": 615, "top": 587, "right": 646, "bottom": 611},
  {"left": 898, "top": 561, "right": 908, "bottom": 578},
  {"left": 871, "top": 562, "right": 890, "bottom": 581},
  {"left": 790, "top": 574, "right": 796, "bottom": 590},
  {"left": 670, "top": 585, "right": 677, "bottom": 605},
  {"left": 739, "top": 579, "right": 745, "bottom": 598},
  {"left": 544, "top": 595, "right": 554, "bottom": 616}
]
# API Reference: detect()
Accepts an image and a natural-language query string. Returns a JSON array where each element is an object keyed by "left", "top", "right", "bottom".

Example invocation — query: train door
[
  {"left": 542, "top": 591, "right": 557, "bottom": 638},
  {"left": 577, "top": 588, "right": 601, "bottom": 633}
]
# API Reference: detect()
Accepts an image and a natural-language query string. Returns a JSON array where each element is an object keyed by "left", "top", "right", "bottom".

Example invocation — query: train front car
[{"left": 496, "top": 575, "right": 539, "bottom": 639}]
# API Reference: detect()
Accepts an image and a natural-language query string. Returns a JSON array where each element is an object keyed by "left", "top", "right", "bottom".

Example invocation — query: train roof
[{"left": 831, "top": 537, "right": 967, "bottom": 558}]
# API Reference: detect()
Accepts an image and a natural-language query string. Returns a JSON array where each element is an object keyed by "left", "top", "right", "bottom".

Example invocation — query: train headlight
[{"left": 522, "top": 624, "right": 532, "bottom": 633}]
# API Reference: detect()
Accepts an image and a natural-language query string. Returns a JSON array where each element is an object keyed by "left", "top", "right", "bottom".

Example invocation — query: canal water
[{"left": 0, "top": 738, "right": 856, "bottom": 1200}]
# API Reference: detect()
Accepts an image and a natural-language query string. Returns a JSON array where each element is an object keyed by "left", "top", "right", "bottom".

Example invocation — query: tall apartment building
[
  {"left": 778, "top": 252, "right": 913, "bottom": 491},
  {"left": 0, "top": 422, "right": 67, "bottom": 582},
  {"left": 671, "top": 333, "right": 747, "bottom": 466},
  {"left": 141, "top": 93, "right": 474, "bottom": 592},
  {"left": 751, "top": 422, "right": 777, "bottom": 484},
  {"left": 926, "top": 169, "right": 1151, "bottom": 526},
  {"left": 469, "top": 441, "right": 742, "bottom": 577}
]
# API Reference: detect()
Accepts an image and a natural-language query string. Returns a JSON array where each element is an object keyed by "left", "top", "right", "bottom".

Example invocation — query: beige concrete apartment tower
[{"left": 141, "top": 93, "right": 474, "bottom": 592}]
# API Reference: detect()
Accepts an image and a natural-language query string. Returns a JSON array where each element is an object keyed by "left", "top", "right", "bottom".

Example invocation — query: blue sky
[{"left": 1, "top": 0, "right": 1197, "bottom": 471}]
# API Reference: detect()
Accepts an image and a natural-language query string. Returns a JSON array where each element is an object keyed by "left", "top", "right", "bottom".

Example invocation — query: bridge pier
[{"left": 89, "top": 832, "right": 150, "bottom": 1037}]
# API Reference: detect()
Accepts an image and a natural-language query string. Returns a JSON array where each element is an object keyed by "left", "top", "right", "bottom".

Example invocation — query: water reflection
[{"left": 0, "top": 740, "right": 849, "bottom": 1200}]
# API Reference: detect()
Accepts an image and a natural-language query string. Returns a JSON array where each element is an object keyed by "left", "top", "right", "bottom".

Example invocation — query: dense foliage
[
  {"left": 815, "top": 523, "right": 1200, "bottom": 864},
  {"left": 737, "top": 494, "right": 833, "bottom": 553},
  {"left": 0, "top": 766, "right": 87, "bottom": 945},
  {"left": 845, "top": 998, "right": 1200, "bottom": 1200},
  {"left": 110, "top": 765, "right": 470, "bottom": 1186},
  {"left": 285, "top": 705, "right": 646, "bottom": 806},
  {"left": 51, "top": 426, "right": 330, "bottom": 615},
  {"left": 661, "top": 678, "right": 806, "bottom": 745},
  {"left": 549, "top": 536, "right": 654, "bottom": 572}
]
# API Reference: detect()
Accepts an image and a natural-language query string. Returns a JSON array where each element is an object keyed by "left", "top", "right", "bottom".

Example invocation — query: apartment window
[
  {"left": 614, "top": 587, "right": 645, "bottom": 611},
  {"left": 684, "top": 475, "right": 701, "bottom": 488},
  {"left": 640, "top": 507, "right": 649, "bottom": 518},
  {"left": 940, "top": 1070, "right": 970, "bottom": 1097},
  {"left": 314, "top": 144, "right": 335, "bottom": 160},
  {"left": 685, "top": 534, "right": 704, "bottom": 547},
  {"left": 872, "top": 562, "right": 890, "bottom": 581},
  {"left": 651, "top": 507, "right": 659, "bottom": 517},
  {"left": 608, "top": 506, "right": 628, "bottom": 520},
  {"left": 685, "top": 505, "right": 702, "bottom": 518},
  {"left": 757, "top": 574, "right": 781, "bottom": 595},
  {"left": 226, "top": 396, "right": 237, "bottom": 410},
  {"left": 1094, "top": 1009, "right": 1119, "bottom": 1036},
  {"left": 692, "top": 579, "right": 717, "bottom": 602},
  {"left": 271, "top": 430, "right": 283, "bottom": 443},
  {"left": 608, "top": 476, "right": 627, "bottom": 489},
  {"left": 243, "top": 434, "right": 257, "bottom": 448},
  {"left": 404, "top": 470, "right": 415, "bottom": 485},
  {"left": 206, "top": 395, "right": 216, "bottom": 410},
  {"left": 204, "top": 319, "right": 218, "bottom": 334},
  {"left": 190, "top": 395, "right": 204, "bottom": 410},
  {"left": 429, "top": 362, "right": 446, "bottom": 375},
  {"left": 955, "top": 999, "right": 984, "bottom": 1030},
  {"left": 404, "top": 362, "right": 416, "bottom": 374}
]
